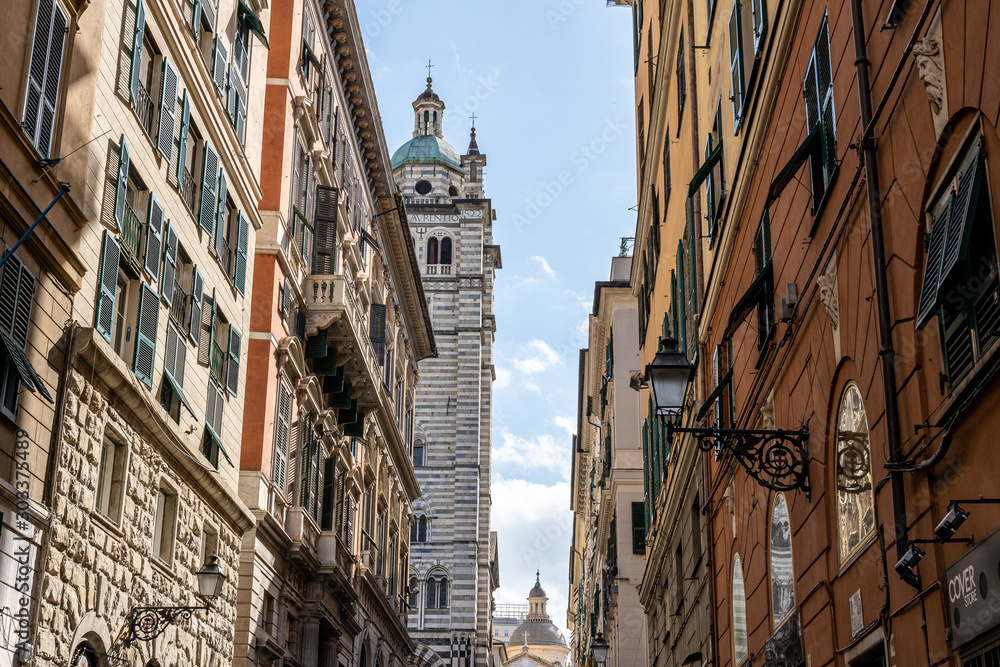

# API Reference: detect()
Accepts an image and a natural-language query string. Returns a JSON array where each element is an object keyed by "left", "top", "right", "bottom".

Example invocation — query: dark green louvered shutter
[
  {"left": 190, "top": 0, "right": 202, "bottom": 42},
  {"left": 642, "top": 417, "right": 650, "bottom": 534},
  {"left": 940, "top": 150, "right": 983, "bottom": 286},
  {"left": 631, "top": 502, "right": 646, "bottom": 553},
  {"left": 274, "top": 382, "right": 291, "bottom": 491},
  {"left": 280, "top": 279, "right": 291, "bottom": 315},
  {"left": 917, "top": 204, "right": 951, "bottom": 328},
  {"left": 369, "top": 304, "right": 387, "bottom": 365},
  {"left": 188, "top": 267, "right": 204, "bottom": 344},
  {"left": 199, "top": 143, "right": 219, "bottom": 233},
  {"left": 114, "top": 136, "right": 130, "bottom": 232},
  {"left": 313, "top": 185, "right": 339, "bottom": 274},
  {"left": 215, "top": 170, "right": 228, "bottom": 259},
  {"left": 23, "top": 0, "right": 66, "bottom": 158},
  {"left": 729, "top": 1, "right": 745, "bottom": 122},
  {"left": 212, "top": 36, "right": 228, "bottom": 94},
  {"left": 95, "top": 231, "right": 121, "bottom": 342},
  {"left": 176, "top": 91, "right": 191, "bottom": 184},
  {"left": 129, "top": 0, "right": 145, "bottom": 105},
  {"left": 226, "top": 324, "right": 240, "bottom": 396},
  {"left": 321, "top": 457, "right": 335, "bottom": 530},
  {"left": 161, "top": 221, "right": 178, "bottom": 305},
  {"left": 157, "top": 59, "right": 178, "bottom": 160},
  {"left": 133, "top": 283, "right": 158, "bottom": 386},
  {"left": 199, "top": 288, "right": 216, "bottom": 362},
  {"left": 164, "top": 321, "right": 186, "bottom": 387},
  {"left": 235, "top": 212, "right": 249, "bottom": 296},
  {"left": 144, "top": 193, "right": 164, "bottom": 282},
  {"left": 676, "top": 240, "right": 687, "bottom": 353},
  {"left": 0, "top": 256, "right": 35, "bottom": 347}
]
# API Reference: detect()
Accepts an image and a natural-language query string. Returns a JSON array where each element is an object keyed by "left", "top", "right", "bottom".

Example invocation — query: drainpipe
[{"left": 849, "top": 0, "right": 909, "bottom": 563}]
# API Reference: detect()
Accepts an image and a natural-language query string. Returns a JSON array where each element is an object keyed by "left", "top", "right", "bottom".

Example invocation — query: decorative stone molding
[
  {"left": 913, "top": 9, "right": 949, "bottom": 137},
  {"left": 760, "top": 403, "right": 775, "bottom": 430},
  {"left": 817, "top": 267, "right": 839, "bottom": 329}
]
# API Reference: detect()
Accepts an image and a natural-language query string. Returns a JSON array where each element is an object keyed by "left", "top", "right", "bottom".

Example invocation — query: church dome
[
  {"left": 508, "top": 619, "right": 568, "bottom": 648},
  {"left": 529, "top": 581, "right": 547, "bottom": 598},
  {"left": 391, "top": 134, "right": 463, "bottom": 171}
]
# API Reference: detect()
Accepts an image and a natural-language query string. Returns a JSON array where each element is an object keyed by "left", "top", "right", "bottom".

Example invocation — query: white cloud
[
  {"left": 552, "top": 415, "right": 575, "bottom": 439},
  {"left": 492, "top": 476, "right": 572, "bottom": 645},
  {"left": 493, "top": 427, "right": 570, "bottom": 477},
  {"left": 512, "top": 340, "right": 564, "bottom": 374},
  {"left": 530, "top": 255, "right": 556, "bottom": 278},
  {"left": 495, "top": 365, "right": 511, "bottom": 390}
]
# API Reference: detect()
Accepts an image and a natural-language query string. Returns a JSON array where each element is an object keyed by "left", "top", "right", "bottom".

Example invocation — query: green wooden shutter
[
  {"left": 226, "top": 323, "right": 240, "bottom": 396},
  {"left": 114, "top": 136, "right": 130, "bottom": 232},
  {"left": 274, "top": 382, "right": 291, "bottom": 491},
  {"left": 321, "top": 457, "right": 335, "bottom": 530},
  {"left": 676, "top": 240, "right": 687, "bottom": 354},
  {"left": 23, "top": 0, "right": 66, "bottom": 158},
  {"left": 369, "top": 303, "right": 387, "bottom": 365},
  {"left": 212, "top": 36, "right": 228, "bottom": 94},
  {"left": 157, "top": 59, "right": 178, "bottom": 160},
  {"left": 940, "top": 151, "right": 983, "bottom": 285},
  {"left": 161, "top": 221, "right": 178, "bottom": 305},
  {"left": 0, "top": 256, "right": 34, "bottom": 347},
  {"left": 190, "top": 0, "right": 202, "bottom": 41},
  {"left": 95, "top": 231, "right": 121, "bottom": 342},
  {"left": 215, "top": 170, "right": 228, "bottom": 259},
  {"left": 129, "top": 0, "right": 145, "bottom": 105},
  {"left": 144, "top": 193, "right": 164, "bottom": 282},
  {"left": 188, "top": 267, "right": 204, "bottom": 344},
  {"left": 631, "top": 501, "right": 646, "bottom": 553},
  {"left": 313, "top": 185, "right": 339, "bottom": 274},
  {"left": 642, "top": 417, "right": 650, "bottom": 534},
  {"left": 729, "top": 0, "right": 745, "bottom": 122},
  {"left": 235, "top": 212, "right": 249, "bottom": 296},
  {"left": 298, "top": 412, "right": 313, "bottom": 508},
  {"left": 176, "top": 91, "right": 191, "bottom": 184},
  {"left": 199, "top": 143, "right": 219, "bottom": 233},
  {"left": 917, "top": 204, "right": 950, "bottom": 328},
  {"left": 133, "top": 283, "right": 158, "bottom": 386}
]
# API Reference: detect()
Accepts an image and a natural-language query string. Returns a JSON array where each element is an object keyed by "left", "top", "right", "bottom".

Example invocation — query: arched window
[
  {"left": 732, "top": 555, "right": 748, "bottom": 664},
  {"left": 449, "top": 185, "right": 459, "bottom": 197},
  {"left": 426, "top": 237, "right": 438, "bottom": 264},
  {"left": 413, "top": 443, "right": 424, "bottom": 467},
  {"left": 360, "top": 644, "right": 368, "bottom": 667},
  {"left": 770, "top": 493, "right": 795, "bottom": 626},
  {"left": 440, "top": 238, "right": 452, "bottom": 265},
  {"left": 836, "top": 383, "right": 875, "bottom": 561},
  {"left": 408, "top": 575, "right": 418, "bottom": 608},
  {"left": 411, "top": 515, "right": 427, "bottom": 543},
  {"left": 427, "top": 574, "right": 449, "bottom": 609}
]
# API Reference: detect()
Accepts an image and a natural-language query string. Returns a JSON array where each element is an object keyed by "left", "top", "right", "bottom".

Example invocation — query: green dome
[{"left": 391, "top": 135, "right": 464, "bottom": 171}]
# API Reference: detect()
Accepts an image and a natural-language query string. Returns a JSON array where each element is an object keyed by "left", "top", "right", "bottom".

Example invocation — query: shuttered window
[
  {"left": 369, "top": 304, "right": 387, "bottom": 365},
  {"left": 313, "top": 185, "right": 339, "bottom": 274},
  {"left": 132, "top": 283, "right": 159, "bottom": 387},
  {"left": 188, "top": 267, "right": 204, "bottom": 345},
  {"left": 631, "top": 502, "right": 645, "bottom": 554},
  {"left": 803, "top": 14, "right": 837, "bottom": 211},
  {"left": 95, "top": 231, "right": 121, "bottom": 343},
  {"left": 214, "top": 172, "right": 229, "bottom": 260},
  {"left": 729, "top": 1, "right": 745, "bottom": 123},
  {"left": 144, "top": 194, "right": 164, "bottom": 282},
  {"left": 114, "top": 137, "right": 131, "bottom": 233},
  {"left": 234, "top": 212, "right": 249, "bottom": 296},
  {"left": 751, "top": 0, "right": 767, "bottom": 54},
  {"left": 273, "top": 382, "right": 291, "bottom": 492},
  {"left": 226, "top": 324, "right": 240, "bottom": 396},
  {"left": 211, "top": 36, "right": 228, "bottom": 95},
  {"left": 203, "top": 380, "right": 226, "bottom": 468},
  {"left": 157, "top": 59, "right": 179, "bottom": 160},
  {"left": 161, "top": 222, "right": 178, "bottom": 306},
  {"left": 0, "top": 253, "right": 50, "bottom": 417},
  {"left": 128, "top": 0, "right": 146, "bottom": 106},
  {"left": 199, "top": 143, "right": 220, "bottom": 233},
  {"left": 23, "top": 0, "right": 67, "bottom": 158}
]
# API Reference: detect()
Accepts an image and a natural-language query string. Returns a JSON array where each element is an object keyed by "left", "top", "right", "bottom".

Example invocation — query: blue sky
[{"left": 363, "top": 0, "right": 636, "bottom": 638}]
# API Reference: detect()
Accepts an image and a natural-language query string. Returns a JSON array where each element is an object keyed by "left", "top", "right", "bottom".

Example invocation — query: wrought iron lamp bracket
[
  {"left": 126, "top": 602, "right": 211, "bottom": 645},
  {"left": 666, "top": 423, "right": 811, "bottom": 498}
]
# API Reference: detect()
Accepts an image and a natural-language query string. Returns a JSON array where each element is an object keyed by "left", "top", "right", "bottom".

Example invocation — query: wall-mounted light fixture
[{"left": 125, "top": 555, "right": 227, "bottom": 645}]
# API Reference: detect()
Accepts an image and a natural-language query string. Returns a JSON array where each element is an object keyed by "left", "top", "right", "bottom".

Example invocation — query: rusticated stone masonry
[{"left": 34, "top": 370, "right": 241, "bottom": 667}]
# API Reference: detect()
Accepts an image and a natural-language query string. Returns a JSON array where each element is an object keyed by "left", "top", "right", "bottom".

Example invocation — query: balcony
[
  {"left": 135, "top": 81, "right": 156, "bottom": 141},
  {"left": 285, "top": 506, "right": 321, "bottom": 570},
  {"left": 121, "top": 201, "right": 143, "bottom": 266},
  {"left": 303, "top": 274, "right": 391, "bottom": 414},
  {"left": 183, "top": 168, "right": 198, "bottom": 218},
  {"left": 169, "top": 283, "right": 188, "bottom": 328}
]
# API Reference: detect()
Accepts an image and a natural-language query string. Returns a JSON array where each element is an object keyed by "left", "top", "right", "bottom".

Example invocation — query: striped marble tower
[{"left": 391, "top": 79, "right": 500, "bottom": 667}]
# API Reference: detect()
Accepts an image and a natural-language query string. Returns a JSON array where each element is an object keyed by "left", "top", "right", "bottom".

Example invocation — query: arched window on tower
[
  {"left": 426, "top": 237, "right": 439, "bottom": 265},
  {"left": 440, "top": 238, "right": 453, "bottom": 265},
  {"left": 413, "top": 442, "right": 424, "bottom": 467},
  {"left": 411, "top": 515, "right": 427, "bottom": 543},
  {"left": 427, "top": 573, "right": 449, "bottom": 609},
  {"left": 408, "top": 575, "right": 418, "bottom": 609}
]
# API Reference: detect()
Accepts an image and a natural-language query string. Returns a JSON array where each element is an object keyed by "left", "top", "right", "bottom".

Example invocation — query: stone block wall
[{"left": 35, "top": 369, "right": 241, "bottom": 667}]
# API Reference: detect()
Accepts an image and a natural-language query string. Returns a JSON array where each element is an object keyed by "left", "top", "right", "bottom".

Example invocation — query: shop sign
[{"left": 946, "top": 527, "right": 1000, "bottom": 648}]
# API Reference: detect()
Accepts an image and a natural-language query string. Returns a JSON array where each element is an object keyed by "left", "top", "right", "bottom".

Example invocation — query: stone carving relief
[
  {"left": 760, "top": 402, "right": 775, "bottom": 431},
  {"left": 817, "top": 267, "right": 839, "bottom": 330},
  {"left": 913, "top": 9, "right": 949, "bottom": 137}
]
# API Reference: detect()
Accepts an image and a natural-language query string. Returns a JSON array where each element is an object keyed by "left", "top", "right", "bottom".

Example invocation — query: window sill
[
  {"left": 91, "top": 509, "right": 125, "bottom": 540},
  {"left": 150, "top": 553, "right": 174, "bottom": 579},
  {"left": 932, "top": 332, "right": 1000, "bottom": 426}
]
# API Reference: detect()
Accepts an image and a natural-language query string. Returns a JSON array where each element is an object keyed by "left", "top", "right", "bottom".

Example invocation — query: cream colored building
[{"left": 504, "top": 575, "right": 569, "bottom": 667}]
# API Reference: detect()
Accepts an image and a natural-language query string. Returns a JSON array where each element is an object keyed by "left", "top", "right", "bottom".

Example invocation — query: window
[
  {"left": 410, "top": 515, "right": 427, "bottom": 543},
  {"left": 199, "top": 294, "right": 240, "bottom": 396},
  {"left": 426, "top": 237, "right": 438, "bottom": 265},
  {"left": 637, "top": 98, "right": 646, "bottom": 183},
  {"left": 729, "top": 1, "right": 746, "bottom": 124},
  {"left": 413, "top": 443, "right": 424, "bottom": 468},
  {"left": 631, "top": 0, "right": 642, "bottom": 73},
  {"left": 440, "top": 238, "right": 453, "bottom": 266},
  {"left": 753, "top": 215, "right": 776, "bottom": 349},
  {"left": 203, "top": 379, "right": 227, "bottom": 468},
  {"left": 916, "top": 135, "right": 999, "bottom": 386},
  {"left": 369, "top": 303, "right": 387, "bottom": 365},
  {"left": 663, "top": 126, "right": 672, "bottom": 201},
  {"left": 200, "top": 523, "right": 218, "bottom": 564},
  {"left": 152, "top": 482, "right": 178, "bottom": 563},
  {"left": 273, "top": 382, "right": 292, "bottom": 493},
  {"left": 95, "top": 434, "right": 127, "bottom": 522},
  {"left": 732, "top": 555, "right": 748, "bottom": 663},
  {"left": 803, "top": 14, "right": 837, "bottom": 211},
  {"left": 415, "top": 180, "right": 432, "bottom": 196},
  {"left": 426, "top": 574, "right": 448, "bottom": 609},
  {"left": 770, "top": 493, "right": 794, "bottom": 627},
  {"left": 711, "top": 340, "right": 734, "bottom": 427},
  {"left": 630, "top": 501, "right": 645, "bottom": 554},
  {"left": 0, "top": 253, "right": 50, "bottom": 419},
  {"left": 835, "top": 383, "right": 875, "bottom": 562},
  {"left": 313, "top": 185, "right": 339, "bottom": 275},
  {"left": 705, "top": 107, "right": 726, "bottom": 241},
  {"left": 23, "top": 0, "right": 67, "bottom": 158},
  {"left": 227, "top": 23, "right": 250, "bottom": 145},
  {"left": 408, "top": 575, "right": 418, "bottom": 609},
  {"left": 297, "top": 412, "right": 322, "bottom": 523},
  {"left": 160, "top": 321, "right": 193, "bottom": 422},
  {"left": 676, "top": 32, "right": 686, "bottom": 120}
]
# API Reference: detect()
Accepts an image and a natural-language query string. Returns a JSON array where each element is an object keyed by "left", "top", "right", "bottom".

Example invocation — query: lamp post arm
[{"left": 126, "top": 602, "right": 212, "bottom": 645}]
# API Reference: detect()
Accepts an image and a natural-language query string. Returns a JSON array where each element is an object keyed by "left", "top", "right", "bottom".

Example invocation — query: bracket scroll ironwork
[
  {"left": 667, "top": 424, "right": 811, "bottom": 498},
  {"left": 127, "top": 603, "right": 209, "bottom": 645}
]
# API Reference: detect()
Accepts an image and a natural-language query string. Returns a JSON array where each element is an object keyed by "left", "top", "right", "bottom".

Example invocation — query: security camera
[
  {"left": 895, "top": 544, "right": 925, "bottom": 576},
  {"left": 934, "top": 505, "right": 970, "bottom": 540}
]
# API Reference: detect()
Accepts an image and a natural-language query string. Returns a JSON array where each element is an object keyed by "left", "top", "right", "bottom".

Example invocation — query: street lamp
[
  {"left": 645, "top": 337, "right": 811, "bottom": 496},
  {"left": 126, "top": 555, "right": 227, "bottom": 645},
  {"left": 590, "top": 633, "right": 609, "bottom": 667}
]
